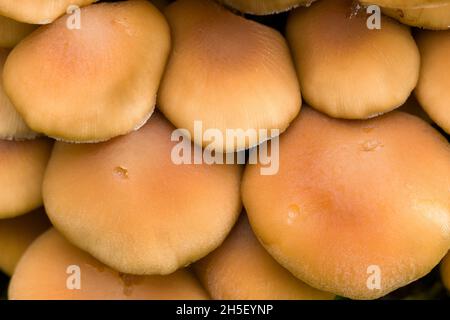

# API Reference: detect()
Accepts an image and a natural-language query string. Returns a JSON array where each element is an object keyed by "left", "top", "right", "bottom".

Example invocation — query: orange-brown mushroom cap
[
  {"left": 441, "top": 251, "right": 450, "bottom": 291},
  {"left": 0, "top": 138, "right": 53, "bottom": 219},
  {"left": 158, "top": 0, "right": 301, "bottom": 152},
  {"left": 0, "top": 208, "right": 50, "bottom": 276},
  {"left": 194, "top": 214, "right": 335, "bottom": 300},
  {"left": 415, "top": 30, "right": 450, "bottom": 134},
  {"left": 8, "top": 228, "right": 210, "bottom": 300},
  {"left": 242, "top": 107, "right": 450, "bottom": 299},
  {"left": 383, "top": 4, "right": 450, "bottom": 30},
  {"left": 286, "top": 0, "right": 420, "bottom": 119},
  {"left": 0, "top": 0, "right": 97, "bottom": 24},
  {"left": 43, "top": 112, "right": 242, "bottom": 275},
  {"left": 3, "top": 0, "right": 171, "bottom": 143},
  {"left": 217, "top": 0, "right": 317, "bottom": 15},
  {"left": 0, "top": 15, "right": 36, "bottom": 48}
]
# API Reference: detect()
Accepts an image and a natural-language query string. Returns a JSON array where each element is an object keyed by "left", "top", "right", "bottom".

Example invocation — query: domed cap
[
  {"left": 286, "top": 0, "right": 420, "bottom": 119},
  {"left": 242, "top": 107, "right": 450, "bottom": 299},
  {"left": 383, "top": 4, "right": 450, "bottom": 30},
  {"left": 194, "top": 214, "right": 335, "bottom": 300},
  {"left": 217, "top": 0, "right": 317, "bottom": 15},
  {"left": 43, "top": 112, "right": 242, "bottom": 275},
  {"left": 158, "top": 0, "right": 301, "bottom": 152},
  {"left": 0, "top": 15, "right": 36, "bottom": 48},
  {"left": 8, "top": 228, "right": 210, "bottom": 300},
  {"left": 3, "top": 0, "right": 171, "bottom": 142}
]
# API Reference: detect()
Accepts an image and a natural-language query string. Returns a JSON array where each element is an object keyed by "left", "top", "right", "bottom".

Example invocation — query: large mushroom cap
[
  {"left": 43, "top": 112, "right": 242, "bottom": 275},
  {"left": 3, "top": 0, "right": 171, "bottom": 143},
  {"left": 217, "top": 0, "right": 316, "bottom": 15},
  {"left": 194, "top": 214, "right": 335, "bottom": 300},
  {"left": 359, "top": 0, "right": 450, "bottom": 9},
  {"left": 0, "top": 0, "right": 97, "bottom": 24},
  {"left": 0, "top": 15, "right": 36, "bottom": 48},
  {"left": 0, "top": 138, "right": 53, "bottom": 219},
  {"left": 0, "top": 209, "right": 50, "bottom": 276},
  {"left": 158, "top": 0, "right": 301, "bottom": 152},
  {"left": 8, "top": 228, "right": 210, "bottom": 300},
  {"left": 415, "top": 30, "right": 450, "bottom": 134},
  {"left": 441, "top": 251, "right": 450, "bottom": 291},
  {"left": 286, "top": 0, "right": 420, "bottom": 119},
  {"left": 383, "top": 4, "right": 450, "bottom": 30},
  {"left": 242, "top": 107, "right": 450, "bottom": 299}
]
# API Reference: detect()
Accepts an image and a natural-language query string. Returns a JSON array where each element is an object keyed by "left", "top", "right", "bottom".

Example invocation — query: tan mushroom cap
[
  {"left": 158, "top": 0, "right": 301, "bottom": 152},
  {"left": 415, "top": 30, "right": 450, "bottom": 134},
  {"left": 286, "top": 0, "right": 420, "bottom": 119},
  {"left": 0, "top": 138, "right": 53, "bottom": 219},
  {"left": 0, "top": 15, "right": 36, "bottom": 48},
  {"left": 9, "top": 228, "right": 210, "bottom": 300},
  {"left": 0, "top": 208, "right": 50, "bottom": 276},
  {"left": 3, "top": 0, "right": 171, "bottom": 143},
  {"left": 43, "top": 112, "right": 242, "bottom": 275},
  {"left": 242, "top": 107, "right": 450, "bottom": 299},
  {"left": 217, "top": 0, "right": 317, "bottom": 15},
  {"left": 0, "top": 0, "right": 97, "bottom": 24},
  {"left": 194, "top": 214, "right": 335, "bottom": 300},
  {"left": 0, "top": 49, "right": 36, "bottom": 140},
  {"left": 360, "top": 0, "right": 450, "bottom": 9},
  {"left": 383, "top": 4, "right": 450, "bottom": 30},
  {"left": 441, "top": 251, "right": 450, "bottom": 291}
]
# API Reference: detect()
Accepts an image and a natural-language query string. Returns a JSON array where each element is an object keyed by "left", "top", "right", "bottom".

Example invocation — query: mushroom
[
  {"left": 0, "top": 208, "right": 50, "bottom": 276},
  {"left": 216, "top": 0, "right": 317, "bottom": 15},
  {"left": 43, "top": 112, "right": 242, "bottom": 276},
  {"left": 0, "top": 15, "right": 36, "bottom": 48},
  {"left": 415, "top": 30, "right": 450, "bottom": 134},
  {"left": 359, "top": 0, "right": 450, "bottom": 9},
  {"left": 0, "top": 138, "right": 53, "bottom": 219},
  {"left": 158, "top": 0, "right": 301, "bottom": 152},
  {"left": 194, "top": 214, "right": 335, "bottom": 300},
  {"left": 8, "top": 228, "right": 210, "bottom": 300},
  {"left": 0, "top": 49, "right": 36, "bottom": 140},
  {"left": 242, "top": 107, "right": 450, "bottom": 299},
  {"left": 286, "top": 0, "right": 420, "bottom": 119},
  {"left": 441, "top": 251, "right": 450, "bottom": 292},
  {"left": 3, "top": 0, "right": 171, "bottom": 143},
  {"left": 0, "top": 0, "right": 97, "bottom": 24},
  {"left": 382, "top": 4, "right": 450, "bottom": 30}
]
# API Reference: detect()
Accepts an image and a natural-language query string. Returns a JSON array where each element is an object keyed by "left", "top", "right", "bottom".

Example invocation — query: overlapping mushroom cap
[
  {"left": 158, "top": 0, "right": 301, "bottom": 152},
  {"left": 43, "top": 112, "right": 242, "bottom": 275},
  {"left": 242, "top": 107, "right": 450, "bottom": 299},
  {"left": 195, "top": 214, "right": 335, "bottom": 300},
  {"left": 3, "top": 0, "right": 171, "bottom": 143},
  {"left": 286, "top": 0, "right": 420, "bottom": 119},
  {"left": 217, "top": 0, "right": 316, "bottom": 15},
  {"left": 415, "top": 30, "right": 450, "bottom": 134},
  {"left": 0, "top": 15, "right": 36, "bottom": 48},
  {"left": 383, "top": 4, "right": 450, "bottom": 30},
  {"left": 9, "top": 229, "right": 210, "bottom": 300}
]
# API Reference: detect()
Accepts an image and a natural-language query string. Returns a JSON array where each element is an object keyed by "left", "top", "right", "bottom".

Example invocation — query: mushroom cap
[
  {"left": 43, "top": 112, "right": 242, "bottom": 275},
  {"left": 0, "top": 138, "right": 53, "bottom": 219},
  {"left": 158, "top": 0, "right": 301, "bottom": 152},
  {"left": 0, "top": 208, "right": 50, "bottom": 276},
  {"left": 0, "top": 49, "right": 36, "bottom": 140},
  {"left": 242, "top": 107, "right": 450, "bottom": 299},
  {"left": 3, "top": 0, "right": 171, "bottom": 143},
  {"left": 217, "top": 0, "right": 316, "bottom": 15},
  {"left": 286, "top": 0, "right": 420, "bottom": 119},
  {"left": 383, "top": 4, "right": 450, "bottom": 30},
  {"left": 0, "top": 15, "right": 36, "bottom": 48},
  {"left": 441, "top": 251, "right": 450, "bottom": 291},
  {"left": 415, "top": 30, "right": 450, "bottom": 134},
  {"left": 194, "top": 214, "right": 335, "bottom": 300},
  {"left": 359, "top": 1, "right": 449, "bottom": 9},
  {"left": 8, "top": 228, "right": 210, "bottom": 300},
  {"left": 0, "top": 0, "right": 97, "bottom": 24}
]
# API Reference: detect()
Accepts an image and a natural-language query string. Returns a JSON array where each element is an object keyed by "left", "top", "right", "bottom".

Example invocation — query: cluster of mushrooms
[{"left": 0, "top": 0, "right": 449, "bottom": 300}]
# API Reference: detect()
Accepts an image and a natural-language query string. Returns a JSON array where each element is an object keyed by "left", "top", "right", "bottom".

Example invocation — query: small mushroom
[
  {"left": 216, "top": 0, "right": 317, "bottom": 15},
  {"left": 0, "top": 208, "right": 50, "bottom": 276},
  {"left": 3, "top": 0, "right": 171, "bottom": 143},
  {"left": 0, "top": 15, "right": 36, "bottom": 48},
  {"left": 194, "top": 214, "right": 335, "bottom": 300},
  {"left": 0, "top": 138, "right": 53, "bottom": 219},
  {"left": 0, "top": 0, "right": 97, "bottom": 24},
  {"left": 242, "top": 107, "right": 450, "bottom": 299},
  {"left": 441, "top": 251, "right": 450, "bottom": 292},
  {"left": 8, "top": 229, "right": 210, "bottom": 300},
  {"left": 415, "top": 30, "right": 450, "bottom": 134},
  {"left": 158, "top": 0, "right": 301, "bottom": 152},
  {"left": 383, "top": 4, "right": 450, "bottom": 30},
  {"left": 43, "top": 112, "right": 242, "bottom": 275},
  {"left": 286, "top": 0, "right": 420, "bottom": 119}
]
